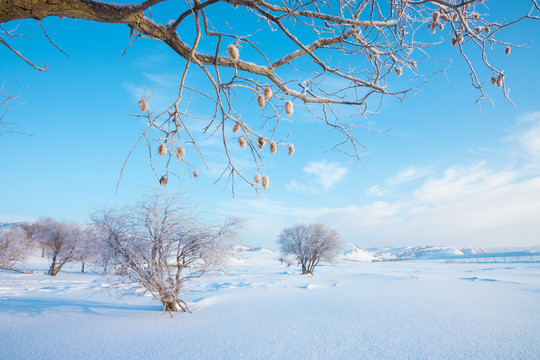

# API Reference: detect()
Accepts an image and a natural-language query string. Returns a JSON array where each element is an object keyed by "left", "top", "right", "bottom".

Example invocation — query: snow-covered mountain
[{"left": 344, "top": 245, "right": 489, "bottom": 262}]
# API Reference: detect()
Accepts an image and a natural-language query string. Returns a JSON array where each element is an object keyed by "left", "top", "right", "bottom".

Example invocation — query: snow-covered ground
[{"left": 1, "top": 247, "right": 539, "bottom": 359}]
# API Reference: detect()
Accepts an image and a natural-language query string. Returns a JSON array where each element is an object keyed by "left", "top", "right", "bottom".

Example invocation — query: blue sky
[{"left": 1, "top": 2, "right": 539, "bottom": 249}]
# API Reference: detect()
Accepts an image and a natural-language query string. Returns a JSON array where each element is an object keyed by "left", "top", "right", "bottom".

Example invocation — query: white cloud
[
  {"left": 518, "top": 121, "right": 540, "bottom": 160},
  {"left": 285, "top": 180, "right": 319, "bottom": 194},
  {"left": 414, "top": 162, "right": 519, "bottom": 204},
  {"left": 387, "top": 165, "right": 431, "bottom": 185},
  {"left": 366, "top": 185, "right": 386, "bottom": 197},
  {"left": 226, "top": 117, "right": 540, "bottom": 249},
  {"left": 303, "top": 161, "right": 348, "bottom": 189}
]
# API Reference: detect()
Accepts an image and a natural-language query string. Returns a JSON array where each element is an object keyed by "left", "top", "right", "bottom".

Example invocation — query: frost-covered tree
[
  {"left": 33, "top": 219, "right": 85, "bottom": 276},
  {"left": 73, "top": 230, "right": 101, "bottom": 273},
  {"left": 278, "top": 223, "right": 342, "bottom": 275},
  {"left": 92, "top": 192, "right": 242, "bottom": 315},
  {"left": 1, "top": 1, "right": 539, "bottom": 190},
  {"left": 0, "top": 225, "right": 30, "bottom": 272}
]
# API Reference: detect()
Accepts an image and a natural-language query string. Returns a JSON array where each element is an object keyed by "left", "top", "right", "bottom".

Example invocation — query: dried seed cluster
[
  {"left": 262, "top": 175, "right": 269, "bottom": 189},
  {"left": 288, "top": 144, "right": 295, "bottom": 156},
  {"left": 264, "top": 87, "right": 272, "bottom": 101},
  {"left": 238, "top": 136, "right": 247, "bottom": 149},
  {"left": 285, "top": 100, "right": 294, "bottom": 115},
  {"left": 139, "top": 98, "right": 148, "bottom": 112},
  {"left": 227, "top": 44, "right": 239, "bottom": 61},
  {"left": 258, "top": 136, "right": 265, "bottom": 150},
  {"left": 176, "top": 145, "right": 185, "bottom": 159},
  {"left": 270, "top": 141, "right": 277, "bottom": 154},
  {"left": 158, "top": 143, "right": 167, "bottom": 157},
  {"left": 159, "top": 176, "right": 168, "bottom": 186}
]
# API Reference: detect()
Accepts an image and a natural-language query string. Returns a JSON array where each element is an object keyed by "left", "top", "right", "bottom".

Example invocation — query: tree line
[{"left": 1, "top": 192, "right": 342, "bottom": 315}]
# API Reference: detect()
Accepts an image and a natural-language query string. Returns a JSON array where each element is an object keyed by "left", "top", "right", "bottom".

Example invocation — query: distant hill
[{"left": 344, "top": 245, "right": 489, "bottom": 262}]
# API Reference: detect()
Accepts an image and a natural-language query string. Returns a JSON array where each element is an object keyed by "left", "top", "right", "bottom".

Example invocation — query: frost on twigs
[
  {"left": 91, "top": 193, "right": 243, "bottom": 315},
  {"left": 93, "top": 0, "right": 538, "bottom": 193}
]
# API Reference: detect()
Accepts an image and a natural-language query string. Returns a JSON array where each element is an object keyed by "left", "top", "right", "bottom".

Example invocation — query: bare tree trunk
[
  {"left": 81, "top": 261, "right": 85, "bottom": 273},
  {"left": 48, "top": 255, "right": 57, "bottom": 275}
]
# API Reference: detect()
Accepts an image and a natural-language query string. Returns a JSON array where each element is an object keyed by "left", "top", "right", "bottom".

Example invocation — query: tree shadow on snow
[{"left": 0, "top": 297, "right": 161, "bottom": 317}]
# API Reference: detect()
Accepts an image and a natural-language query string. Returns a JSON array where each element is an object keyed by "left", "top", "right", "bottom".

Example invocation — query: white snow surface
[{"left": 1, "top": 248, "right": 539, "bottom": 360}]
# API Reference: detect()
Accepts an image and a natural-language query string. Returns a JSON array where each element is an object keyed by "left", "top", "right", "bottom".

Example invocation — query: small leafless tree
[
  {"left": 1, "top": 1, "right": 538, "bottom": 191},
  {"left": 73, "top": 230, "right": 101, "bottom": 273},
  {"left": 92, "top": 192, "right": 242, "bottom": 315},
  {"left": 0, "top": 225, "right": 30, "bottom": 272},
  {"left": 32, "top": 219, "right": 85, "bottom": 276},
  {"left": 277, "top": 223, "right": 342, "bottom": 275},
  {"left": 21, "top": 219, "right": 51, "bottom": 258}
]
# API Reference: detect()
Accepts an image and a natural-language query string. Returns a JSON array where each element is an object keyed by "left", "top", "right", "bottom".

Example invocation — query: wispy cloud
[
  {"left": 387, "top": 165, "right": 431, "bottom": 185},
  {"left": 303, "top": 160, "right": 348, "bottom": 190},
  {"left": 232, "top": 116, "right": 540, "bottom": 248},
  {"left": 366, "top": 185, "right": 387, "bottom": 197}
]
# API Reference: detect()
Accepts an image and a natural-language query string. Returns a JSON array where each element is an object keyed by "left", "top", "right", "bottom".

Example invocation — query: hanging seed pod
[
  {"left": 176, "top": 145, "right": 185, "bottom": 159},
  {"left": 438, "top": 24, "right": 444, "bottom": 30},
  {"left": 264, "top": 86, "right": 272, "bottom": 101},
  {"left": 496, "top": 74, "right": 503, "bottom": 88},
  {"left": 484, "top": 26, "right": 490, "bottom": 34},
  {"left": 139, "top": 98, "right": 148, "bottom": 112},
  {"left": 411, "top": 60, "right": 417, "bottom": 68},
  {"left": 505, "top": 46, "right": 511, "bottom": 55},
  {"left": 262, "top": 175, "right": 269, "bottom": 189},
  {"left": 288, "top": 144, "right": 295, "bottom": 156},
  {"left": 456, "top": 32, "right": 463, "bottom": 43},
  {"left": 451, "top": 37, "right": 458, "bottom": 46},
  {"left": 491, "top": 76, "right": 497, "bottom": 85},
  {"left": 159, "top": 176, "right": 168, "bottom": 186},
  {"left": 233, "top": 123, "right": 240, "bottom": 133},
  {"left": 473, "top": 13, "right": 480, "bottom": 21},
  {"left": 397, "top": 8, "right": 403, "bottom": 18},
  {"left": 257, "top": 94, "right": 265, "bottom": 108},
  {"left": 431, "top": 25, "right": 436, "bottom": 34},
  {"left": 395, "top": 66, "right": 402, "bottom": 77},
  {"left": 158, "top": 143, "right": 167, "bottom": 157},
  {"left": 227, "top": 44, "right": 239, "bottom": 61},
  {"left": 285, "top": 100, "right": 294, "bottom": 115},
  {"left": 258, "top": 136, "right": 265, "bottom": 150},
  {"left": 193, "top": 170, "right": 199, "bottom": 179},
  {"left": 441, "top": 14, "right": 449, "bottom": 22},
  {"left": 254, "top": 174, "right": 261, "bottom": 184},
  {"left": 432, "top": 11, "right": 440, "bottom": 24},
  {"left": 270, "top": 141, "right": 277, "bottom": 154},
  {"left": 238, "top": 136, "right": 247, "bottom": 149}
]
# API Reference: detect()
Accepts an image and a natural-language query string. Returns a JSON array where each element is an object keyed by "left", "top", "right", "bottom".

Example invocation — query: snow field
[{"left": 0, "top": 248, "right": 539, "bottom": 359}]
